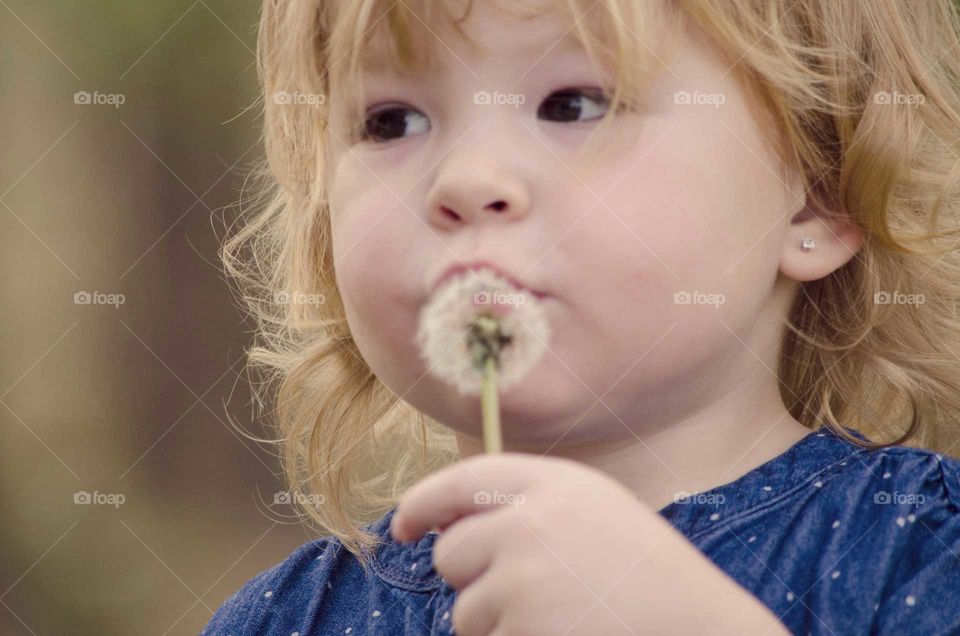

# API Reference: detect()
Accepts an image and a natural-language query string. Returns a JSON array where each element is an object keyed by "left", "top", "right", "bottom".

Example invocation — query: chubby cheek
[
  {"left": 330, "top": 181, "right": 425, "bottom": 395},
  {"left": 552, "top": 127, "right": 785, "bottom": 393}
]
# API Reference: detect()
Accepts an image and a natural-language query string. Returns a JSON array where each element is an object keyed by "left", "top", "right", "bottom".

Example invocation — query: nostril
[
  {"left": 487, "top": 200, "right": 508, "bottom": 212},
  {"left": 440, "top": 205, "right": 461, "bottom": 221}
]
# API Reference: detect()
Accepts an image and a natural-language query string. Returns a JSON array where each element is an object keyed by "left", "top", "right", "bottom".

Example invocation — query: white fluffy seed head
[{"left": 415, "top": 267, "right": 551, "bottom": 396}]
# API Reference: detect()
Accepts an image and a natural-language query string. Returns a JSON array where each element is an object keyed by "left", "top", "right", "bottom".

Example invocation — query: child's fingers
[
  {"left": 391, "top": 453, "right": 532, "bottom": 542},
  {"left": 447, "top": 565, "right": 506, "bottom": 636},
  {"left": 432, "top": 509, "right": 504, "bottom": 589}
]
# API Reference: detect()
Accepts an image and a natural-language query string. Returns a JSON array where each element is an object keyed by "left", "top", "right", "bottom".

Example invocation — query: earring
[{"left": 800, "top": 237, "right": 816, "bottom": 252}]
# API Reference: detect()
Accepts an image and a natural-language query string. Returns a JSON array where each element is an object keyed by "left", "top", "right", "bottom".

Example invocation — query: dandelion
[{"left": 416, "top": 267, "right": 551, "bottom": 453}]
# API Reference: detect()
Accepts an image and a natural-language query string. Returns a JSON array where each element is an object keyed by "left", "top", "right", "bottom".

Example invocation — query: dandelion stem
[{"left": 481, "top": 354, "right": 502, "bottom": 453}]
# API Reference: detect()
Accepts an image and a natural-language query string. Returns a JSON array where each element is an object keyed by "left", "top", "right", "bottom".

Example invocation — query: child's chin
[{"left": 497, "top": 386, "right": 576, "bottom": 426}]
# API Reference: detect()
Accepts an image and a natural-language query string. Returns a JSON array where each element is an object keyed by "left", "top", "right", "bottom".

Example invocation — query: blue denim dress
[{"left": 203, "top": 427, "right": 960, "bottom": 635}]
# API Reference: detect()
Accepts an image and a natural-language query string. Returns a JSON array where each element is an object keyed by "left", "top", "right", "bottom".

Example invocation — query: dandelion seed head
[{"left": 416, "top": 267, "right": 550, "bottom": 396}]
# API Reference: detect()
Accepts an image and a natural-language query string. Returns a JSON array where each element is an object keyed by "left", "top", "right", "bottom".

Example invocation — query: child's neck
[{"left": 456, "top": 397, "right": 813, "bottom": 513}]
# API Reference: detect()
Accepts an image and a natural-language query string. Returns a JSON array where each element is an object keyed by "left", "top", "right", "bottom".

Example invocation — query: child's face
[{"left": 326, "top": 3, "right": 811, "bottom": 446}]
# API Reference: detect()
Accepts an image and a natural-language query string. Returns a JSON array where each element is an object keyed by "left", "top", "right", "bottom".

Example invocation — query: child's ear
[{"left": 779, "top": 187, "right": 865, "bottom": 283}]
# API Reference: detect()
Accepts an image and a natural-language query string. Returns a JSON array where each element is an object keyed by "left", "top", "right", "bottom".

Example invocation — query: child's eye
[
  {"left": 358, "top": 105, "right": 430, "bottom": 143},
  {"left": 538, "top": 87, "right": 610, "bottom": 123},
  {"left": 355, "top": 87, "right": 612, "bottom": 144}
]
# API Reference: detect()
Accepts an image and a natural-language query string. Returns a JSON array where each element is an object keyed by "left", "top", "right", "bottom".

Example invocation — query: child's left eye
[{"left": 537, "top": 87, "right": 611, "bottom": 123}]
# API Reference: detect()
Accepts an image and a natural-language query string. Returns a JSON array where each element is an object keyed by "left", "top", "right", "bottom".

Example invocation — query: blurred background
[{"left": 0, "top": 1, "right": 315, "bottom": 633}]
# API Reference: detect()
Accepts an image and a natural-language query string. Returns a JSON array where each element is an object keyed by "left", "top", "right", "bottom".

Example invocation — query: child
[{"left": 205, "top": 0, "right": 960, "bottom": 634}]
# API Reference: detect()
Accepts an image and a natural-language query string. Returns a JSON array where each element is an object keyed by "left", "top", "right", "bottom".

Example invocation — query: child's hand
[{"left": 391, "top": 453, "right": 789, "bottom": 636}]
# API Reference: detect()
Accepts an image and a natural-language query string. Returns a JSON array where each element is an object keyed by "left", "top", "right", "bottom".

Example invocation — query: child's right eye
[{"left": 358, "top": 105, "right": 431, "bottom": 144}]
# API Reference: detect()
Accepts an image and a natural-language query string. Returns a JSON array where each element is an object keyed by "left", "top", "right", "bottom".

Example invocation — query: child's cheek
[
  {"left": 598, "top": 104, "right": 786, "bottom": 302},
  {"left": 547, "top": 122, "right": 787, "bottom": 390},
  {"left": 329, "top": 179, "right": 425, "bottom": 391}
]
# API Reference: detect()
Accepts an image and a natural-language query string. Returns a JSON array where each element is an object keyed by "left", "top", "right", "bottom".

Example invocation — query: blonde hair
[{"left": 223, "top": 0, "right": 960, "bottom": 563}]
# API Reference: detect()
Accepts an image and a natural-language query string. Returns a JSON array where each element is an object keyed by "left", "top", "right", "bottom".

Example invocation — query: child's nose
[{"left": 424, "top": 166, "right": 530, "bottom": 230}]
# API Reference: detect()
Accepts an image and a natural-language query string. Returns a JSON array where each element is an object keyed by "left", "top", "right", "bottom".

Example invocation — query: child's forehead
[
  {"left": 358, "top": 29, "right": 592, "bottom": 78},
  {"left": 351, "top": 0, "right": 612, "bottom": 76}
]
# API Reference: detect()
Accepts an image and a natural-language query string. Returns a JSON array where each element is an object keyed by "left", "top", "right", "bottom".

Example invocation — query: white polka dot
[
  {"left": 813, "top": 481, "right": 823, "bottom": 488},
  {"left": 762, "top": 486, "right": 772, "bottom": 492},
  {"left": 786, "top": 592, "right": 795, "bottom": 601},
  {"left": 883, "top": 472, "right": 891, "bottom": 479},
  {"left": 345, "top": 628, "right": 352, "bottom": 634},
  {"left": 372, "top": 610, "right": 381, "bottom": 617},
  {"left": 906, "top": 595, "right": 916, "bottom": 606},
  {"left": 264, "top": 590, "right": 273, "bottom": 598},
  {"left": 709, "top": 513, "right": 720, "bottom": 521},
  {"left": 831, "top": 570, "right": 841, "bottom": 579},
  {"left": 874, "top": 603, "right": 879, "bottom": 611},
  {"left": 839, "top": 461, "right": 847, "bottom": 466},
  {"left": 442, "top": 611, "right": 450, "bottom": 621},
  {"left": 747, "top": 536, "right": 756, "bottom": 543},
  {"left": 896, "top": 517, "right": 906, "bottom": 527},
  {"left": 292, "top": 632, "right": 300, "bottom": 636},
  {"left": 816, "top": 433, "right": 825, "bottom": 437},
  {"left": 907, "top": 514, "right": 916, "bottom": 523},
  {"left": 411, "top": 563, "right": 417, "bottom": 570},
  {"left": 832, "top": 520, "right": 841, "bottom": 529}
]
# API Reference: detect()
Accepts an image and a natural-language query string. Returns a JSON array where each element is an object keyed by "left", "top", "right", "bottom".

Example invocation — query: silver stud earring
[{"left": 800, "top": 237, "right": 816, "bottom": 252}]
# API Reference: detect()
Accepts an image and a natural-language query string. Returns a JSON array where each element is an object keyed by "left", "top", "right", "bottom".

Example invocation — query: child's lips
[{"left": 428, "top": 260, "right": 549, "bottom": 300}]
